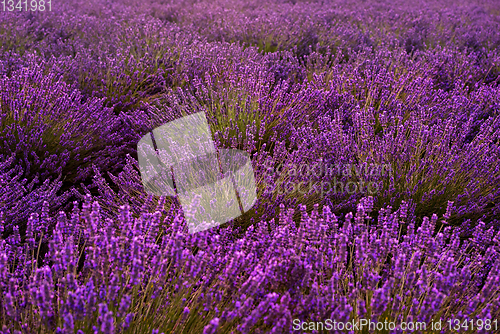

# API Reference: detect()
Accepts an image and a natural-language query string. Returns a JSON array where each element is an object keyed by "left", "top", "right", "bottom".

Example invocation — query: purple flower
[{"left": 203, "top": 318, "right": 220, "bottom": 334}]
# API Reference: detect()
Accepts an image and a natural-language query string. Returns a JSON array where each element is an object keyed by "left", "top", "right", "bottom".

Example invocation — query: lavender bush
[
  {"left": 1, "top": 0, "right": 500, "bottom": 332},
  {"left": 0, "top": 61, "right": 136, "bottom": 230}
]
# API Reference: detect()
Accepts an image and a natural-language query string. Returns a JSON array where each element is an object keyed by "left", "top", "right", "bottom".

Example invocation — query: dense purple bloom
[{"left": 203, "top": 318, "right": 220, "bottom": 334}]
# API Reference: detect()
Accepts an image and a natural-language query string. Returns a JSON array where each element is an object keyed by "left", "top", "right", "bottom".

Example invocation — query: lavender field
[{"left": 1, "top": 0, "right": 500, "bottom": 333}]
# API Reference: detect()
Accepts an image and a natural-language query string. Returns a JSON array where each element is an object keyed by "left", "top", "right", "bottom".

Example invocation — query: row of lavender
[
  {"left": 1, "top": 48, "right": 499, "bottom": 232},
  {"left": 1, "top": 196, "right": 499, "bottom": 332},
  {"left": 0, "top": 0, "right": 499, "bottom": 332}
]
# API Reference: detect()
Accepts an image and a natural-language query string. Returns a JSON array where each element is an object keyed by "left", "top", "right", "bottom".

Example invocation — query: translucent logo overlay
[{"left": 137, "top": 112, "right": 257, "bottom": 234}]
